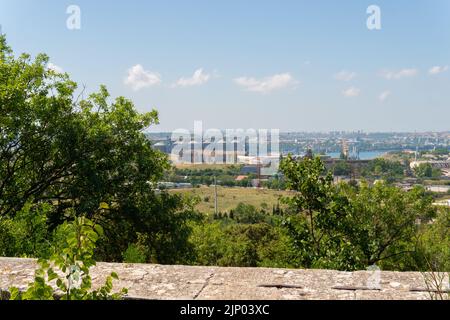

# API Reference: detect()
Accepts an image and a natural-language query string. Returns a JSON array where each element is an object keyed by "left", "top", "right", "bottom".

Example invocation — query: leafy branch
[{"left": 8, "top": 217, "right": 128, "bottom": 300}]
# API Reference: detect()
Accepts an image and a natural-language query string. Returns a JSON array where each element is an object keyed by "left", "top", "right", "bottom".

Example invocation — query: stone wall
[{"left": 0, "top": 257, "right": 447, "bottom": 300}]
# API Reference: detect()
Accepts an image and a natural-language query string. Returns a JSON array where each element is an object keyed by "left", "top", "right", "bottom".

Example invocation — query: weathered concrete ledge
[{"left": 0, "top": 257, "right": 445, "bottom": 300}]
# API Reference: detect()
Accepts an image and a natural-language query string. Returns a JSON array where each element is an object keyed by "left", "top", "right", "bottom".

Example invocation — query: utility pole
[{"left": 214, "top": 175, "right": 218, "bottom": 216}]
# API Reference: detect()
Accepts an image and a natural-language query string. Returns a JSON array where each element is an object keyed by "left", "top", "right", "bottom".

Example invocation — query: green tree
[
  {"left": 279, "top": 155, "right": 437, "bottom": 271},
  {"left": 415, "top": 207, "right": 450, "bottom": 271},
  {"left": 0, "top": 35, "right": 195, "bottom": 263},
  {"left": 333, "top": 161, "right": 352, "bottom": 176},
  {"left": 0, "top": 35, "right": 165, "bottom": 218},
  {"left": 280, "top": 155, "right": 338, "bottom": 255},
  {"left": 279, "top": 155, "right": 359, "bottom": 270},
  {"left": 414, "top": 163, "right": 433, "bottom": 178},
  {"left": 362, "top": 158, "right": 405, "bottom": 181},
  {"left": 189, "top": 219, "right": 295, "bottom": 268},
  {"left": 0, "top": 202, "right": 52, "bottom": 258},
  {"left": 232, "top": 203, "right": 268, "bottom": 224},
  {"left": 339, "top": 182, "right": 436, "bottom": 268}
]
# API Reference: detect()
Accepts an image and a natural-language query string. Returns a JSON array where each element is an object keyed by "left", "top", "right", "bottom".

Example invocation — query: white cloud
[
  {"left": 173, "top": 68, "right": 211, "bottom": 87},
  {"left": 429, "top": 65, "right": 449, "bottom": 75},
  {"left": 334, "top": 70, "right": 356, "bottom": 82},
  {"left": 342, "top": 87, "right": 360, "bottom": 97},
  {"left": 379, "top": 90, "right": 391, "bottom": 102},
  {"left": 380, "top": 68, "right": 418, "bottom": 80},
  {"left": 124, "top": 64, "right": 161, "bottom": 91},
  {"left": 234, "top": 73, "right": 297, "bottom": 94},
  {"left": 47, "top": 63, "right": 64, "bottom": 74}
]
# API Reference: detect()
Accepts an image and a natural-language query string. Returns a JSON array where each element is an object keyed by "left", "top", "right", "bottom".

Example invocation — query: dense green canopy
[{"left": 0, "top": 35, "right": 196, "bottom": 263}]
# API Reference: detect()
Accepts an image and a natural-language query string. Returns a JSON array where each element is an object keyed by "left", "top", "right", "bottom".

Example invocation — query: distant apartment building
[
  {"left": 168, "top": 134, "right": 279, "bottom": 167},
  {"left": 409, "top": 160, "right": 450, "bottom": 170}
]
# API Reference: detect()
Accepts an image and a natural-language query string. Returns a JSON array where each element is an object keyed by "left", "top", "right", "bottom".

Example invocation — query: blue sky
[{"left": 1, "top": 0, "right": 449, "bottom": 132}]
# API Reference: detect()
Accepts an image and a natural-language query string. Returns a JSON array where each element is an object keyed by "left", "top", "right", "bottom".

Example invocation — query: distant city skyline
[
  {"left": 146, "top": 129, "right": 450, "bottom": 134},
  {"left": 1, "top": 0, "right": 449, "bottom": 132}
]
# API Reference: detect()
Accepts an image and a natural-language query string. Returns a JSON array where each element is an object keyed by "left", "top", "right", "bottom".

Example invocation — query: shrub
[
  {"left": 122, "top": 233, "right": 150, "bottom": 264},
  {"left": 0, "top": 202, "right": 52, "bottom": 258},
  {"left": 9, "top": 217, "right": 127, "bottom": 300}
]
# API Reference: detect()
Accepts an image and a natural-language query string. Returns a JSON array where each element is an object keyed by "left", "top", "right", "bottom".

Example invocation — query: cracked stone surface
[{"left": 0, "top": 257, "right": 446, "bottom": 300}]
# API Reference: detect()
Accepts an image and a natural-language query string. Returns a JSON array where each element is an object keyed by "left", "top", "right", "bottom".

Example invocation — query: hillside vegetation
[
  {"left": 0, "top": 36, "right": 448, "bottom": 282},
  {"left": 171, "top": 187, "right": 291, "bottom": 215}
]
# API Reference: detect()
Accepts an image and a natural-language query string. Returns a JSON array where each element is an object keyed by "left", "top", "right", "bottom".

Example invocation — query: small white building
[{"left": 433, "top": 199, "right": 450, "bottom": 207}]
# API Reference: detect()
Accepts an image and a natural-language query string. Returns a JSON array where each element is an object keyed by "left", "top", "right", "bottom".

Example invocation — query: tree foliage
[
  {"left": 361, "top": 158, "right": 405, "bottom": 181},
  {"left": 189, "top": 217, "right": 295, "bottom": 268},
  {"left": 9, "top": 217, "right": 127, "bottom": 300},
  {"left": 0, "top": 35, "right": 195, "bottom": 264},
  {"left": 279, "top": 155, "right": 438, "bottom": 271}
]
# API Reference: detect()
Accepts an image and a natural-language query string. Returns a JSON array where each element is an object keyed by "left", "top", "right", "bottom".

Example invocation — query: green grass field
[{"left": 171, "top": 186, "right": 292, "bottom": 215}]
